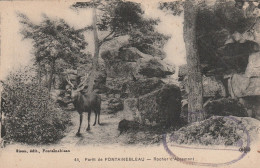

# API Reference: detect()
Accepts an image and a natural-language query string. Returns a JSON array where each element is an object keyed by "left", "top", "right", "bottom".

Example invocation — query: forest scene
[{"left": 0, "top": 0, "right": 260, "bottom": 152}]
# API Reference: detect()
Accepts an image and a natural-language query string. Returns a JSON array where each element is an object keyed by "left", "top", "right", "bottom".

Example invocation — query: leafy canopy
[
  {"left": 72, "top": 0, "right": 169, "bottom": 55},
  {"left": 18, "top": 13, "right": 88, "bottom": 67}
]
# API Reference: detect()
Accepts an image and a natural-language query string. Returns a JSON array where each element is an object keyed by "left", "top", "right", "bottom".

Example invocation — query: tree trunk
[
  {"left": 48, "top": 60, "right": 55, "bottom": 92},
  {"left": 0, "top": 83, "right": 5, "bottom": 147},
  {"left": 0, "top": 85, "right": 2, "bottom": 144},
  {"left": 88, "top": 6, "right": 99, "bottom": 93},
  {"left": 37, "top": 62, "right": 42, "bottom": 84},
  {"left": 183, "top": 0, "right": 204, "bottom": 123}
]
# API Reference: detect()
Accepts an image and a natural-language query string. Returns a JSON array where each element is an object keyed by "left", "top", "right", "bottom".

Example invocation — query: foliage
[
  {"left": 1, "top": 67, "right": 71, "bottom": 144},
  {"left": 18, "top": 13, "right": 87, "bottom": 66},
  {"left": 129, "top": 31, "right": 170, "bottom": 56},
  {"left": 72, "top": 0, "right": 168, "bottom": 50},
  {"left": 158, "top": 1, "right": 183, "bottom": 16},
  {"left": 18, "top": 13, "right": 89, "bottom": 90}
]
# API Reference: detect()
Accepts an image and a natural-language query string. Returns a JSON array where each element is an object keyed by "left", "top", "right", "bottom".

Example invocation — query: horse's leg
[
  {"left": 76, "top": 113, "right": 83, "bottom": 136},
  {"left": 86, "top": 111, "right": 91, "bottom": 131},
  {"left": 93, "top": 111, "right": 97, "bottom": 126},
  {"left": 98, "top": 109, "right": 101, "bottom": 125}
]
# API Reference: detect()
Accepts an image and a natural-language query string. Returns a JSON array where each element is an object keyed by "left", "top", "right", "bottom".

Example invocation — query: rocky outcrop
[
  {"left": 138, "top": 84, "right": 181, "bottom": 126},
  {"left": 99, "top": 36, "right": 179, "bottom": 121},
  {"left": 138, "top": 57, "right": 175, "bottom": 78},
  {"left": 136, "top": 43, "right": 167, "bottom": 60},
  {"left": 105, "top": 61, "right": 138, "bottom": 78},
  {"left": 171, "top": 116, "right": 260, "bottom": 146},
  {"left": 124, "top": 78, "right": 164, "bottom": 98},
  {"left": 100, "top": 35, "right": 130, "bottom": 61},
  {"left": 118, "top": 47, "right": 151, "bottom": 62},
  {"left": 123, "top": 84, "right": 181, "bottom": 127},
  {"left": 103, "top": 47, "right": 174, "bottom": 79},
  {"left": 228, "top": 74, "right": 260, "bottom": 97},
  {"left": 204, "top": 98, "right": 248, "bottom": 118}
]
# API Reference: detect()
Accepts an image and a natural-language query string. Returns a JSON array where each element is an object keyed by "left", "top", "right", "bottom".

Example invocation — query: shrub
[{"left": 2, "top": 67, "right": 71, "bottom": 144}]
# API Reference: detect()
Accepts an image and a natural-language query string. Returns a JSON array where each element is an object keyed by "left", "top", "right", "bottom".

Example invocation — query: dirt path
[{"left": 60, "top": 111, "right": 122, "bottom": 146}]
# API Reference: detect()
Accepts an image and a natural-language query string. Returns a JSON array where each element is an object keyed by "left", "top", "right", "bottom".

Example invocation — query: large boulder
[
  {"left": 118, "top": 119, "right": 140, "bottom": 134},
  {"left": 171, "top": 116, "right": 260, "bottom": 146},
  {"left": 138, "top": 57, "right": 175, "bottom": 78},
  {"left": 228, "top": 74, "right": 260, "bottom": 97},
  {"left": 245, "top": 52, "right": 260, "bottom": 77},
  {"left": 137, "top": 84, "right": 181, "bottom": 127},
  {"left": 118, "top": 47, "right": 151, "bottom": 62},
  {"left": 136, "top": 43, "right": 167, "bottom": 60},
  {"left": 124, "top": 78, "right": 165, "bottom": 98},
  {"left": 100, "top": 35, "right": 130, "bottom": 61},
  {"left": 204, "top": 98, "right": 248, "bottom": 118}
]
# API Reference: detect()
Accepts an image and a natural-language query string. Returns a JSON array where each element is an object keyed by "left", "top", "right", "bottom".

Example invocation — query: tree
[
  {"left": 0, "top": 82, "right": 4, "bottom": 147},
  {"left": 72, "top": 0, "right": 167, "bottom": 92},
  {"left": 160, "top": 0, "right": 204, "bottom": 123},
  {"left": 183, "top": 0, "right": 204, "bottom": 123},
  {"left": 18, "top": 13, "right": 87, "bottom": 91}
]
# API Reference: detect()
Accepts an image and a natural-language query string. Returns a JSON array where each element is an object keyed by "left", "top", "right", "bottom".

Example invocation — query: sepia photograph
[{"left": 0, "top": 0, "right": 259, "bottom": 167}]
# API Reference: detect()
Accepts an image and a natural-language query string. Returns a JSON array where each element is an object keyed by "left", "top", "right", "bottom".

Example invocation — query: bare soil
[{"left": 60, "top": 111, "right": 123, "bottom": 145}]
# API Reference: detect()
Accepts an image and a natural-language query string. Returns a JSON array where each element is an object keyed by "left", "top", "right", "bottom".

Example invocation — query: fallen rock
[
  {"left": 118, "top": 119, "right": 140, "bottom": 134},
  {"left": 204, "top": 98, "right": 248, "bottom": 118}
]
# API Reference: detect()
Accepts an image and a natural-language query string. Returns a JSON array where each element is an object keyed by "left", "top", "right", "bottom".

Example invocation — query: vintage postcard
[{"left": 0, "top": 0, "right": 259, "bottom": 167}]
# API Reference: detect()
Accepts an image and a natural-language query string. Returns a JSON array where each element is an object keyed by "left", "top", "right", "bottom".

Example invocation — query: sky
[{"left": 0, "top": 0, "right": 186, "bottom": 80}]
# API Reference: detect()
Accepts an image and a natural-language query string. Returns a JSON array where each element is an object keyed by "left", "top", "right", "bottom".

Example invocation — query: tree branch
[
  {"left": 99, "top": 31, "right": 118, "bottom": 46},
  {"left": 76, "top": 26, "right": 93, "bottom": 33}
]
